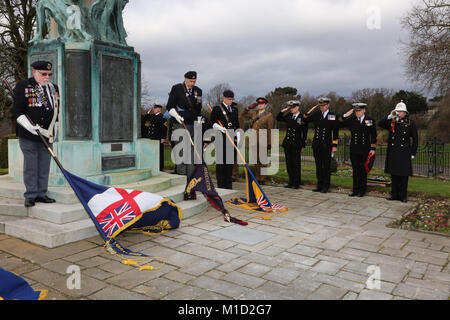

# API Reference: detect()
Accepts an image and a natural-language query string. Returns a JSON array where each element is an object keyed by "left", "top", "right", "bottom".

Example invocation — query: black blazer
[
  {"left": 144, "top": 113, "right": 167, "bottom": 140},
  {"left": 210, "top": 103, "right": 240, "bottom": 131},
  {"left": 303, "top": 110, "right": 339, "bottom": 148},
  {"left": 13, "top": 77, "right": 58, "bottom": 142},
  {"left": 378, "top": 117, "right": 418, "bottom": 176},
  {"left": 277, "top": 111, "right": 308, "bottom": 148},
  {"left": 339, "top": 114, "right": 377, "bottom": 154},
  {"left": 166, "top": 82, "right": 202, "bottom": 125}
]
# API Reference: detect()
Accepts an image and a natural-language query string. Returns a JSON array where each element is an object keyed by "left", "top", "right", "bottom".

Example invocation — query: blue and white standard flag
[
  {"left": 0, "top": 268, "right": 47, "bottom": 300},
  {"left": 60, "top": 169, "right": 183, "bottom": 259}
]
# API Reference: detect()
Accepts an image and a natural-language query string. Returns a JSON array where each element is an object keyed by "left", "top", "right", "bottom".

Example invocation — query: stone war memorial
[{"left": 0, "top": 0, "right": 236, "bottom": 248}]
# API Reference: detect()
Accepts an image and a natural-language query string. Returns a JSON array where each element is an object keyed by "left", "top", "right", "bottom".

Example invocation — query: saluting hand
[
  {"left": 344, "top": 108, "right": 354, "bottom": 118},
  {"left": 307, "top": 104, "right": 319, "bottom": 114}
]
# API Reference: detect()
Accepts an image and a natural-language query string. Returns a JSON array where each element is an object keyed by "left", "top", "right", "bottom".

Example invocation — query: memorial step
[{"left": 0, "top": 172, "right": 238, "bottom": 248}]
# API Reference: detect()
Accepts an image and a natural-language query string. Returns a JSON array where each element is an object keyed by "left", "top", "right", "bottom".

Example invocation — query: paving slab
[{"left": 0, "top": 183, "right": 448, "bottom": 300}]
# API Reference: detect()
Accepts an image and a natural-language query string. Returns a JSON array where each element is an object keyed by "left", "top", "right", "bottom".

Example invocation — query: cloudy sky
[{"left": 123, "top": 0, "right": 417, "bottom": 103}]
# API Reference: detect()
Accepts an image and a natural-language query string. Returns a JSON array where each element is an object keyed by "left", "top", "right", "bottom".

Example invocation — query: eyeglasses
[{"left": 38, "top": 71, "right": 53, "bottom": 77}]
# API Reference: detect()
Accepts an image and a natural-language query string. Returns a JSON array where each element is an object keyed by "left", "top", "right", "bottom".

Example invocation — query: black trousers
[
  {"left": 284, "top": 145, "right": 301, "bottom": 187},
  {"left": 216, "top": 164, "right": 233, "bottom": 189},
  {"left": 313, "top": 144, "right": 332, "bottom": 190},
  {"left": 350, "top": 152, "right": 369, "bottom": 194},
  {"left": 391, "top": 175, "right": 409, "bottom": 200},
  {"left": 216, "top": 137, "right": 235, "bottom": 190}
]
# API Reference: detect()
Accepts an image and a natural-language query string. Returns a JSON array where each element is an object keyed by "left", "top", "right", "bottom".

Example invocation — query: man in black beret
[
  {"left": 13, "top": 60, "right": 60, "bottom": 207},
  {"left": 166, "top": 71, "right": 203, "bottom": 177},
  {"left": 210, "top": 90, "right": 240, "bottom": 189}
]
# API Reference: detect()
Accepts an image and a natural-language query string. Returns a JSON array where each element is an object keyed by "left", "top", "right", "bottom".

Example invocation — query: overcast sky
[{"left": 123, "top": 0, "right": 417, "bottom": 103}]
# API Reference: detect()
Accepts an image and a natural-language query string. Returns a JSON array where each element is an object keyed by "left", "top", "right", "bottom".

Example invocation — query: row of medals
[{"left": 25, "top": 85, "right": 49, "bottom": 108}]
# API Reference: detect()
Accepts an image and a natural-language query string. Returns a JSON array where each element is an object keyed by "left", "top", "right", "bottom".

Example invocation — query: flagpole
[
  {"left": 207, "top": 104, "right": 247, "bottom": 165},
  {"left": 179, "top": 121, "right": 203, "bottom": 164}
]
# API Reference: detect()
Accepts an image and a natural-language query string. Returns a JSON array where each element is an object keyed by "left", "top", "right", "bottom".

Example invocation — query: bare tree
[
  {"left": 401, "top": 0, "right": 450, "bottom": 95},
  {"left": 0, "top": 0, "right": 37, "bottom": 82},
  {"left": 205, "top": 83, "right": 232, "bottom": 107},
  {"left": 0, "top": 0, "right": 37, "bottom": 130}
]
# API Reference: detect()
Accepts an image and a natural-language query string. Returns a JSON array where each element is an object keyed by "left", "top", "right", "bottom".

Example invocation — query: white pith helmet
[{"left": 394, "top": 100, "right": 408, "bottom": 113}]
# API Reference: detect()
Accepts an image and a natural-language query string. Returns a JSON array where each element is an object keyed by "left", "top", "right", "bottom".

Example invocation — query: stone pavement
[{"left": 0, "top": 182, "right": 449, "bottom": 300}]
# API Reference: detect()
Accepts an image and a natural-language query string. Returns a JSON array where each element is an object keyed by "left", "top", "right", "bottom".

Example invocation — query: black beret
[
  {"left": 184, "top": 71, "right": 197, "bottom": 79},
  {"left": 256, "top": 97, "right": 268, "bottom": 104},
  {"left": 223, "top": 90, "right": 234, "bottom": 98},
  {"left": 31, "top": 60, "right": 52, "bottom": 71}
]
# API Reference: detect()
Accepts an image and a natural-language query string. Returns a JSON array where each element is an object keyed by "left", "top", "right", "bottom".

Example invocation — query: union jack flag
[
  {"left": 59, "top": 169, "right": 182, "bottom": 257},
  {"left": 98, "top": 201, "right": 137, "bottom": 237},
  {"left": 228, "top": 164, "right": 288, "bottom": 213}
]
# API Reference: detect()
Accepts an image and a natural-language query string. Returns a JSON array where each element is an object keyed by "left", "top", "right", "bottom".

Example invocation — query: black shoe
[
  {"left": 35, "top": 196, "right": 56, "bottom": 204},
  {"left": 312, "top": 187, "right": 322, "bottom": 192},
  {"left": 292, "top": 185, "right": 300, "bottom": 189},
  {"left": 386, "top": 196, "right": 398, "bottom": 201},
  {"left": 25, "top": 198, "right": 35, "bottom": 207},
  {"left": 358, "top": 192, "right": 366, "bottom": 197},
  {"left": 348, "top": 192, "right": 358, "bottom": 197},
  {"left": 284, "top": 184, "right": 292, "bottom": 188},
  {"left": 400, "top": 199, "right": 408, "bottom": 203},
  {"left": 320, "top": 188, "right": 328, "bottom": 193}
]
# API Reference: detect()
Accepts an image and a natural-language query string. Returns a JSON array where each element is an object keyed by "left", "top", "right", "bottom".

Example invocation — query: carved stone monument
[{"left": 9, "top": 0, "right": 158, "bottom": 186}]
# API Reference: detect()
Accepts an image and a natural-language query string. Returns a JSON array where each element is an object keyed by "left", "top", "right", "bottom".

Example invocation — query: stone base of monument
[{"left": 0, "top": 173, "right": 237, "bottom": 248}]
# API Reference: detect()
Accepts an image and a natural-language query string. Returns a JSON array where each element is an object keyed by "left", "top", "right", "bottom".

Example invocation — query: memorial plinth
[{"left": 8, "top": 39, "right": 158, "bottom": 186}]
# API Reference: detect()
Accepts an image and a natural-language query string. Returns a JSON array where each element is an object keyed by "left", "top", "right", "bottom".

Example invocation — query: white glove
[
  {"left": 387, "top": 111, "right": 396, "bottom": 120},
  {"left": 213, "top": 123, "right": 227, "bottom": 134},
  {"left": 169, "top": 108, "right": 184, "bottom": 124},
  {"left": 38, "top": 127, "right": 51, "bottom": 138},
  {"left": 17, "top": 115, "right": 40, "bottom": 135},
  {"left": 236, "top": 131, "right": 241, "bottom": 145},
  {"left": 411, "top": 155, "right": 415, "bottom": 159}
]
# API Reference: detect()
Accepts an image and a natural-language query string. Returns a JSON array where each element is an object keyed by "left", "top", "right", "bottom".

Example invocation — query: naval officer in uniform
[
  {"left": 302, "top": 97, "right": 339, "bottom": 193},
  {"left": 12, "top": 61, "right": 59, "bottom": 207},
  {"left": 378, "top": 101, "right": 418, "bottom": 203},
  {"left": 339, "top": 103, "right": 377, "bottom": 197},
  {"left": 277, "top": 100, "right": 308, "bottom": 189},
  {"left": 166, "top": 71, "right": 203, "bottom": 177},
  {"left": 144, "top": 104, "right": 167, "bottom": 171}
]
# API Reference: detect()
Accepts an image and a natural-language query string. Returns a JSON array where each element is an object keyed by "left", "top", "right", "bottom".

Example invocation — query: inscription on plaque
[
  {"left": 99, "top": 54, "right": 134, "bottom": 142},
  {"left": 102, "top": 155, "right": 135, "bottom": 171},
  {"left": 65, "top": 50, "right": 92, "bottom": 139}
]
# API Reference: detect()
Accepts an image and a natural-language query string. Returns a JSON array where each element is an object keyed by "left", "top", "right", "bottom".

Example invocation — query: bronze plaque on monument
[{"left": 99, "top": 54, "right": 134, "bottom": 142}]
